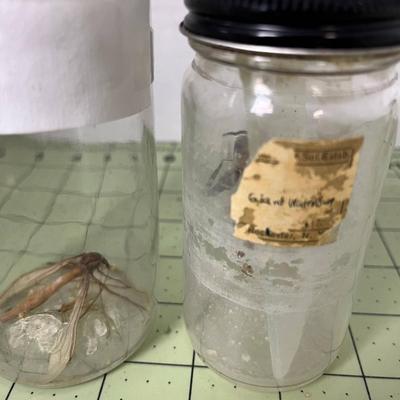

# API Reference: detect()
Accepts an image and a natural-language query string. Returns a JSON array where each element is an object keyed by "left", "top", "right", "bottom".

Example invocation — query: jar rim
[
  {"left": 181, "top": 24, "right": 400, "bottom": 58},
  {"left": 182, "top": 0, "right": 400, "bottom": 51}
]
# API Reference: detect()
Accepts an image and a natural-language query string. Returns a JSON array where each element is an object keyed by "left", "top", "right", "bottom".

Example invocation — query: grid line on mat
[
  {"left": 121, "top": 358, "right": 400, "bottom": 380},
  {"left": 4, "top": 383, "right": 14, "bottom": 400},
  {"left": 187, "top": 351, "right": 196, "bottom": 400},
  {"left": 0, "top": 157, "right": 75, "bottom": 284},
  {"left": 349, "top": 326, "right": 372, "bottom": 400},
  {"left": 81, "top": 153, "right": 109, "bottom": 250},
  {"left": 96, "top": 374, "right": 107, "bottom": 400}
]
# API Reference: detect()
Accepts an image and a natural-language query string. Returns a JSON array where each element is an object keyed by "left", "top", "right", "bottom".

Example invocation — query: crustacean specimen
[{"left": 0, "top": 252, "right": 148, "bottom": 383}]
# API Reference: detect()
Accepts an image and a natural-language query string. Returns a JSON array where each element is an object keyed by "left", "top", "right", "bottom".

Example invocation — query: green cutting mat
[{"left": 1, "top": 143, "right": 400, "bottom": 400}]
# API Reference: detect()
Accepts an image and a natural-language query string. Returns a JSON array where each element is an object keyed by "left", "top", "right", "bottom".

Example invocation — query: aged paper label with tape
[{"left": 230, "top": 137, "right": 364, "bottom": 247}]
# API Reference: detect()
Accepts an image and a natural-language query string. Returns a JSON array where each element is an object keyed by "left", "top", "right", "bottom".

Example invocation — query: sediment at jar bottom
[
  {"left": 0, "top": 253, "right": 155, "bottom": 387},
  {"left": 184, "top": 265, "right": 350, "bottom": 390}
]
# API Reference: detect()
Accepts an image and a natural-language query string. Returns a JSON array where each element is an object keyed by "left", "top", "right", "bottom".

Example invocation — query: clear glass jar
[
  {"left": 0, "top": 111, "right": 158, "bottom": 387},
  {"left": 182, "top": 41, "right": 399, "bottom": 390},
  {"left": 0, "top": 0, "right": 156, "bottom": 387}
]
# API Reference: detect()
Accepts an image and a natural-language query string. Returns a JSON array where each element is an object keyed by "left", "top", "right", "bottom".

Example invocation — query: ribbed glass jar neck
[
  {"left": 190, "top": 41, "right": 399, "bottom": 99},
  {"left": 188, "top": 37, "right": 400, "bottom": 76}
]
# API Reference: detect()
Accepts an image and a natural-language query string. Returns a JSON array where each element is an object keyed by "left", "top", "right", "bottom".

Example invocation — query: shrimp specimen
[{"left": 0, "top": 252, "right": 149, "bottom": 383}]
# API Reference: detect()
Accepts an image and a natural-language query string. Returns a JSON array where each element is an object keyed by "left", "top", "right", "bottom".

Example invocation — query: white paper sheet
[{"left": 0, "top": 0, "right": 151, "bottom": 134}]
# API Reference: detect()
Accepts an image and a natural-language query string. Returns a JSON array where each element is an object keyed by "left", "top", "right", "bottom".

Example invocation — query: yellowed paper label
[{"left": 230, "top": 137, "right": 364, "bottom": 247}]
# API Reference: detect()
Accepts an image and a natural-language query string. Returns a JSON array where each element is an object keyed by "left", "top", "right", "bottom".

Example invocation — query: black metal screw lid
[{"left": 182, "top": 0, "right": 400, "bottom": 49}]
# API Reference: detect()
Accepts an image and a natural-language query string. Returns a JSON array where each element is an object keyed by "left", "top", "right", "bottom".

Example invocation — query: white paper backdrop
[{"left": 152, "top": 0, "right": 193, "bottom": 142}]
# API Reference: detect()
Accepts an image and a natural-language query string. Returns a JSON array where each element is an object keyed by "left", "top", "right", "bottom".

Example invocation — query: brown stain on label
[
  {"left": 237, "top": 207, "right": 255, "bottom": 228},
  {"left": 230, "top": 137, "right": 364, "bottom": 248}
]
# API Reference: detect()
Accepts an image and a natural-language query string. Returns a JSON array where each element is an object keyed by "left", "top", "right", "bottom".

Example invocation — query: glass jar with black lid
[{"left": 181, "top": 0, "right": 400, "bottom": 391}]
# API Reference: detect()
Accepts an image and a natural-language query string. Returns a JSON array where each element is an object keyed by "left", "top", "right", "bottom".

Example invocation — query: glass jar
[
  {"left": 0, "top": 1, "right": 157, "bottom": 388},
  {"left": 181, "top": 0, "right": 400, "bottom": 391}
]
